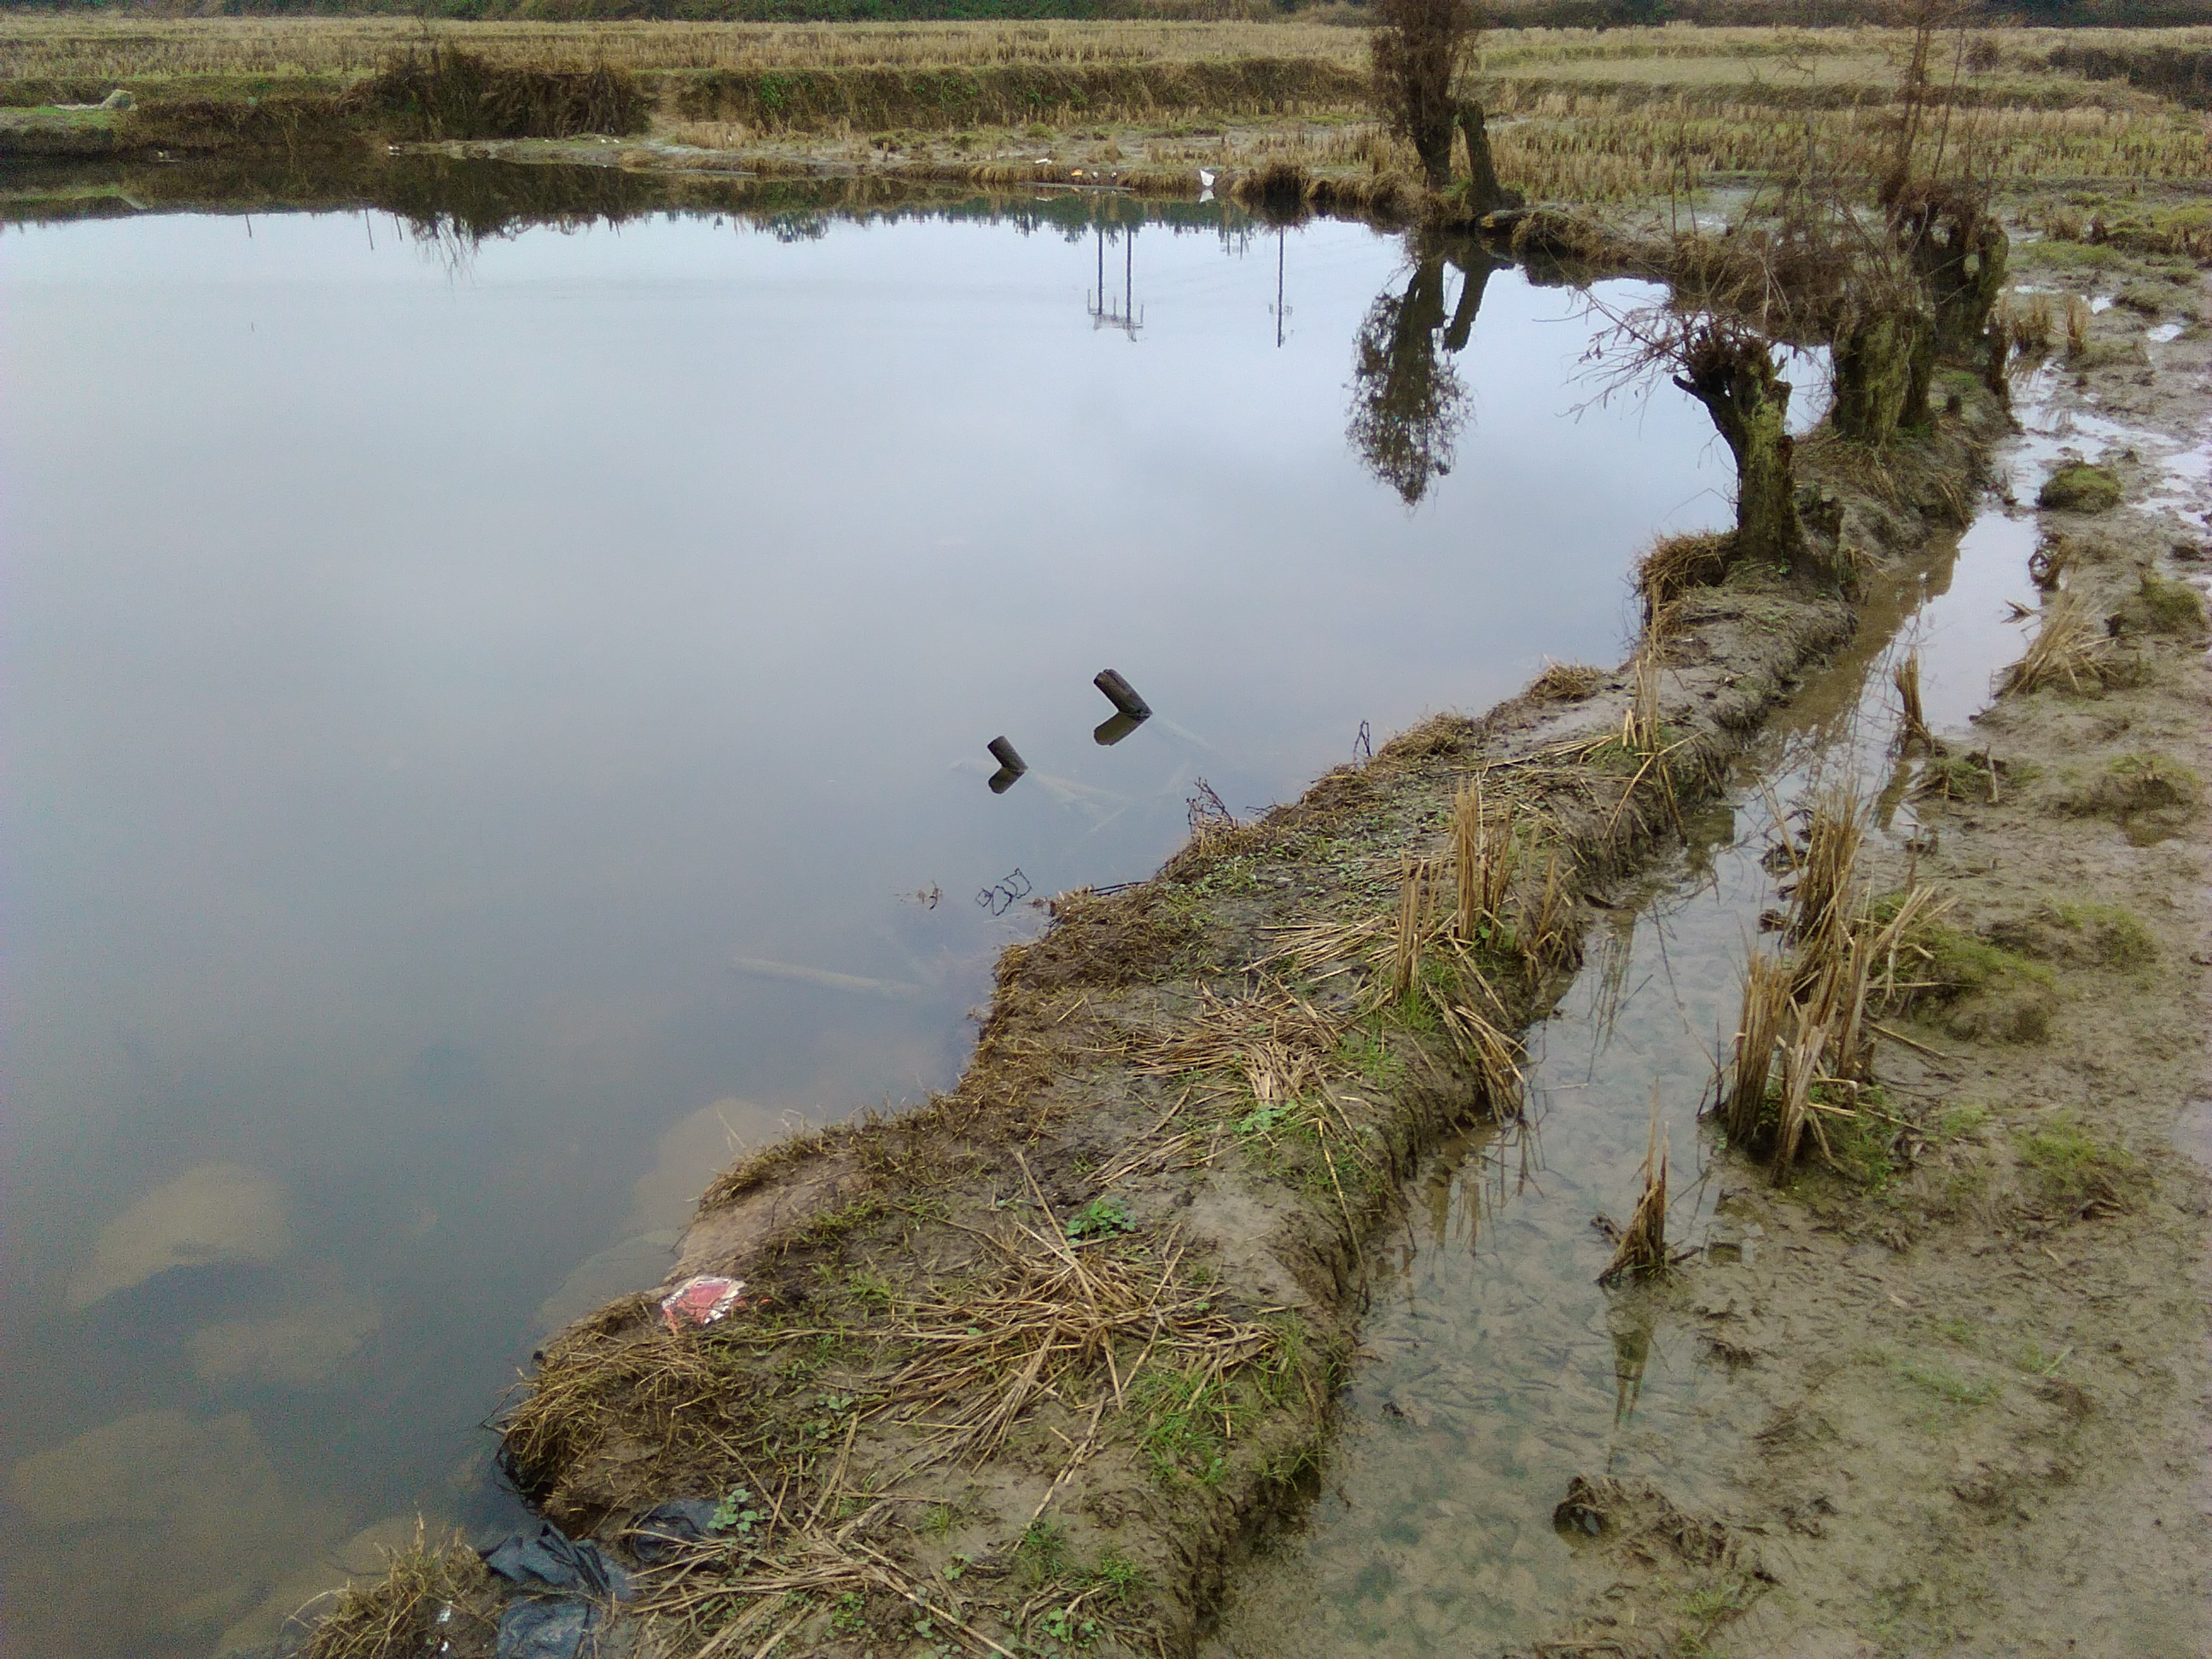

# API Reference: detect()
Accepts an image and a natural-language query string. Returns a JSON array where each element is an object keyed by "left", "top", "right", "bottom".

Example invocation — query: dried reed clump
[
  {"left": 1526, "top": 660, "right": 1606, "bottom": 703},
  {"left": 1171, "top": 776, "right": 1268, "bottom": 871},
  {"left": 1429, "top": 964, "right": 1528, "bottom": 1117},
  {"left": 1998, "top": 290, "right": 2054, "bottom": 358},
  {"left": 1522, "top": 846, "right": 1579, "bottom": 979},
  {"left": 1720, "top": 951, "right": 1791, "bottom": 1149},
  {"left": 2064, "top": 293, "right": 2093, "bottom": 358},
  {"left": 1451, "top": 779, "right": 1516, "bottom": 941},
  {"left": 1716, "top": 801, "right": 1948, "bottom": 1167},
  {"left": 1623, "top": 645, "right": 1664, "bottom": 756},
  {"left": 1388, "top": 852, "right": 1439, "bottom": 1004},
  {"left": 2001, "top": 591, "right": 2111, "bottom": 695},
  {"left": 1635, "top": 530, "right": 1733, "bottom": 620},
  {"left": 1599, "top": 1096, "right": 1668, "bottom": 1285},
  {"left": 888, "top": 1215, "right": 1274, "bottom": 1464},
  {"left": 303, "top": 1522, "right": 494, "bottom": 1659},
  {"left": 1891, "top": 648, "right": 1936, "bottom": 754},
  {"left": 1232, "top": 157, "right": 1316, "bottom": 218},
  {"left": 1720, "top": 959, "right": 1851, "bottom": 1168},
  {"left": 1769, "top": 1004, "right": 1830, "bottom": 1168},
  {"left": 500, "top": 1310, "right": 768, "bottom": 1509},
  {"left": 1785, "top": 788, "right": 1865, "bottom": 956}
]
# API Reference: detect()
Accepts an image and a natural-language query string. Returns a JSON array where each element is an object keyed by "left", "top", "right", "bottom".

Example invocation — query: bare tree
[
  {"left": 1879, "top": 0, "right": 2009, "bottom": 373},
  {"left": 1371, "top": 0, "right": 1478, "bottom": 194},
  {"left": 1674, "top": 319, "right": 1806, "bottom": 571},
  {"left": 1591, "top": 303, "right": 1807, "bottom": 572}
]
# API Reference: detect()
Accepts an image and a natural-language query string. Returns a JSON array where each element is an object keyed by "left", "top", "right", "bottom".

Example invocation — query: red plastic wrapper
[{"left": 659, "top": 1274, "right": 748, "bottom": 1333}]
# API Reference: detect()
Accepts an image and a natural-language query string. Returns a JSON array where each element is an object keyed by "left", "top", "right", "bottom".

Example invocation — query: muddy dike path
[{"left": 289, "top": 300, "right": 2021, "bottom": 1656}]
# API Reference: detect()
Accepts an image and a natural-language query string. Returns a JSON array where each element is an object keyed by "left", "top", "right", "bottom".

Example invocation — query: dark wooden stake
[{"left": 1093, "top": 669, "right": 1151, "bottom": 720}]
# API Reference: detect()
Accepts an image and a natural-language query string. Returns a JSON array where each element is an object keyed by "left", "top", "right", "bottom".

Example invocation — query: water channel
[
  {"left": 0, "top": 177, "right": 1758, "bottom": 1658},
  {"left": 1202, "top": 364, "right": 2186, "bottom": 1654}
]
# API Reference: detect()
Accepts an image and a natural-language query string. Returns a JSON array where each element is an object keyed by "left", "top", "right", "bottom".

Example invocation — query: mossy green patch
[
  {"left": 1921, "top": 928, "right": 2055, "bottom": 997},
  {"left": 2038, "top": 463, "right": 2122, "bottom": 515},
  {"left": 2046, "top": 900, "right": 2157, "bottom": 967},
  {"left": 2016, "top": 1113, "right": 2147, "bottom": 1219},
  {"left": 1936, "top": 1103, "right": 1993, "bottom": 1141},
  {"left": 2110, "top": 569, "right": 2208, "bottom": 637},
  {"left": 2013, "top": 238, "right": 2127, "bottom": 271},
  {"left": 1891, "top": 1355, "right": 2000, "bottom": 1406},
  {"left": 2060, "top": 750, "right": 2204, "bottom": 821}
]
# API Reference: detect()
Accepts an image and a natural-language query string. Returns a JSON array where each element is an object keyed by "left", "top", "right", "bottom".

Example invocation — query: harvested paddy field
[{"left": 4, "top": 17, "right": 2209, "bottom": 204}]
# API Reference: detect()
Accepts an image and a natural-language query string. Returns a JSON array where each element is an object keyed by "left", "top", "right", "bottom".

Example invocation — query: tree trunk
[
  {"left": 1897, "top": 192, "right": 2010, "bottom": 358},
  {"left": 1674, "top": 332, "right": 1804, "bottom": 570},
  {"left": 1832, "top": 308, "right": 1934, "bottom": 445},
  {"left": 1982, "top": 315, "right": 2011, "bottom": 405},
  {"left": 1454, "top": 100, "right": 1514, "bottom": 214},
  {"left": 1414, "top": 115, "right": 1454, "bottom": 191}
]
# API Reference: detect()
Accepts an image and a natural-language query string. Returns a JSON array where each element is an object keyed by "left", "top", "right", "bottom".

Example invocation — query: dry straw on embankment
[{"left": 437, "top": 377, "right": 2004, "bottom": 1655}]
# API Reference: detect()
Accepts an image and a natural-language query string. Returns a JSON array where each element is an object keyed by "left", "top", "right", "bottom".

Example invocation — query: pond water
[{"left": 0, "top": 183, "right": 1742, "bottom": 1657}]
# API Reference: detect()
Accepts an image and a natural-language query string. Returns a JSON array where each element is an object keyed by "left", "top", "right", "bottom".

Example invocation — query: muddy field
[{"left": 1563, "top": 216, "right": 2212, "bottom": 1658}]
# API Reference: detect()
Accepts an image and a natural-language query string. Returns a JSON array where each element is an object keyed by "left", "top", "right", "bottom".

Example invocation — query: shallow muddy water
[
  {"left": 0, "top": 190, "right": 1746, "bottom": 1656},
  {"left": 1201, "top": 382, "right": 2121, "bottom": 1656}
]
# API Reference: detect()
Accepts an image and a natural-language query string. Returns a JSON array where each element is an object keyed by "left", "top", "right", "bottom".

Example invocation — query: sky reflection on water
[{"left": 0, "top": 200, "right": 1734, "bottom": 1657}]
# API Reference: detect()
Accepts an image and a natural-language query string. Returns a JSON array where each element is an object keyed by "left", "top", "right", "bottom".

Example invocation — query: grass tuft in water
[{"left": 302, "top": 1522, "right": 495, "bottom": 1659}]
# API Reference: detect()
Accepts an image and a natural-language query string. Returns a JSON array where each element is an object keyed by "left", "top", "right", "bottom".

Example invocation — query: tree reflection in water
[{"left": 1347, "top": 236, "right": 1501, "bottom": 506}]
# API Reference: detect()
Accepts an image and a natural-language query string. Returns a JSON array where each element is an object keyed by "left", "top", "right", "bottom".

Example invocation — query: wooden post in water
[
  {"left": 987, "top": 736, "right": 1027, "bottom": 795},
  {"left": 1092, "top": 670, "right": 1150, "bottom": 721}
]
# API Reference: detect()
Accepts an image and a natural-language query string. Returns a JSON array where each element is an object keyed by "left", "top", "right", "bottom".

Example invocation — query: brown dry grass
[
  {"left": 1600, "top": 1094, "right": 1670, "bottom": 1284},
  {"left": 1721, "top": 950, "right": 1791, "bottom": 1150},
  {"left": 1787, "top": 787, "right": 1867, "bottom": 957},
  {"left": 1451, "top": 777, "right": 1516, "bottom": 942},
  {"left": 2003, "top": 591, "right": 2112, "bottom": 695},
  {"left": 1715, "top": 791, "right": 1949, "bottom": 1168},
  {"left": 1387, "top": 852, "right": 1438, "bottom": 1004},
  {"left": 1637, "top": 530, "right": 1734, "bottom": 620},
  {"left": 1892, "top": 648, "right": 1935, "bottom": 754},
  {"left": 10, "top": 18, "right": 2208, "bottom": 196},
  {"left": 1132, "top": 982, "right": 1346, "bottom": 1113},
  {"left": 2066, "top": 293, "right": 2095, "bottom": 358},
  {"left": 1527, "top": 660, "right": 1607, "bottom": 702},
  {"left": 302, "top": 1522, "right": 495, "bottom": 1659},
  {"left": 1999, "top": 291, "right": 2056, "bottom": 360},
  {"left": 0, "top": 17, "right": 1371, "bottom": 83},
  {"left": 888, "top": 1204, "right": 1276, "bottom": 1464}
]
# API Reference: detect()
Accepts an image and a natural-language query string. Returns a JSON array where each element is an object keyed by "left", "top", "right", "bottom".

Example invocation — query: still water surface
[{"left": 0, "top": 195, "right": 1742, "bottom": 1656}]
